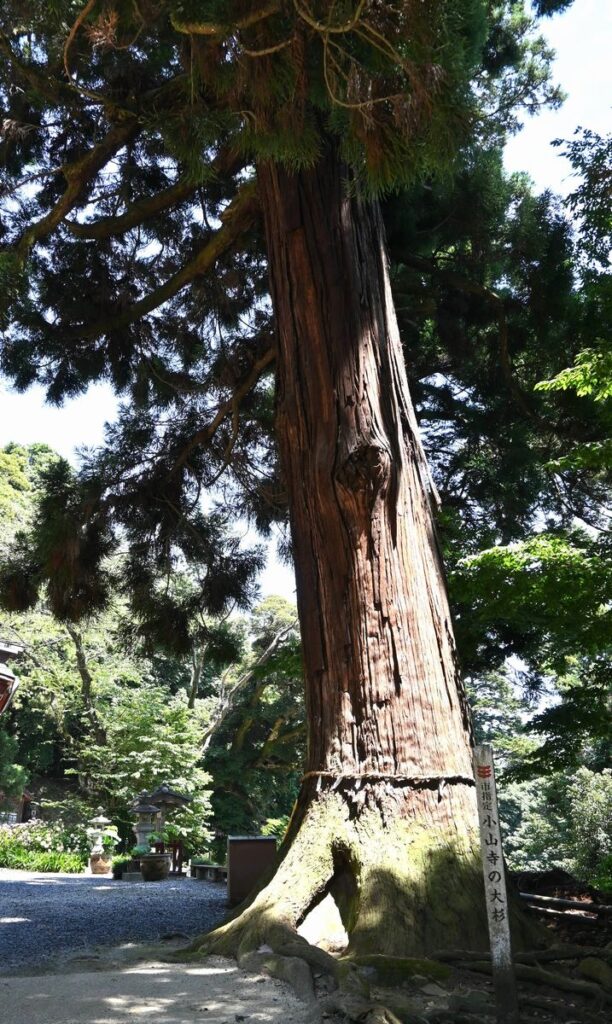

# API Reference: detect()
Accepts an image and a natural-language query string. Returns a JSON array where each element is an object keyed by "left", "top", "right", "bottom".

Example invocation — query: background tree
[
  {"left": 201, "top": 596, "right": 304, "bottom": 858},
  {"left": 0, "top": 445, "right": 307, "bottom": 860}
]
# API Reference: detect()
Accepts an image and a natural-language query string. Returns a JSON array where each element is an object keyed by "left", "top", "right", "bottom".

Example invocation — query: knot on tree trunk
[{"left": 334, "top": 438, "right": 393, "bottom": 508}]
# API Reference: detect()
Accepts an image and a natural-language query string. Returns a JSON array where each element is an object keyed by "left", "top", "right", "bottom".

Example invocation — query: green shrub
[
  {"left": 261, "top": 816, "right": 289, "bottom": 840},
  {"left": 0, "top": 843, "right": 83, "bottom": 872},
  {"left": 29, "top": 851, "right": 84, "bottom": 872},
  {"left": 590, "top": 853, "right": 612, "bottom": 894},
  {"left": 0, "top": 820, "right": 88, "bottom": 871},
  {"left": 130, "top": 843, "right": 151, "bottom": 857},
  {"left": 111, "top": 853, "right": 132, "bottom": 879}
]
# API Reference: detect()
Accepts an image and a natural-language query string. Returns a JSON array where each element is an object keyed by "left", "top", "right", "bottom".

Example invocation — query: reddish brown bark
[
  {"left": 194, "top": 147, "right": 537, "bottom": 967},
  {"left": 199, "top": 148, "right": 501, "bottom": 965},
  {"left": 258, "top": 145, "right": 474, "bottom": 818}
]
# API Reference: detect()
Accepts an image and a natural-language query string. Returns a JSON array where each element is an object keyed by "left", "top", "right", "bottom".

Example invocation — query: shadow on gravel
[{"left": 0, "top": 871, "right": 228, "bottom": 975}]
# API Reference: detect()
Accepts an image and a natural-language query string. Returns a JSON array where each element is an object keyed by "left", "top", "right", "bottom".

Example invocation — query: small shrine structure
[
  {"left": 133, "top": 783, "right": 191, "bottom": 874},
  {"left": 0, "top": 641, "right": 23, "bottom": 718}
]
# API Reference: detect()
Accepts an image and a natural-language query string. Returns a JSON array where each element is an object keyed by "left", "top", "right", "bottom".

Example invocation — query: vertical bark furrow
[{"left": 259, "top": 143, "right": 474, "bottom": 797}]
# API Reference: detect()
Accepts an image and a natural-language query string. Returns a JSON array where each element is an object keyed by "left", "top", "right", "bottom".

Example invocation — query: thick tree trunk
[
  {"left": 201, "top": 144, "right": 502, "bottom": 968},
  {"left": 260, "top": 147, "right": 474, "bottom": 797}
]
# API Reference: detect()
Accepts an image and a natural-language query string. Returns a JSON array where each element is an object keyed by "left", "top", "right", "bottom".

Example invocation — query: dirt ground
[{"left": 0, "top": 942, "right": 314, "bottom": 1024}]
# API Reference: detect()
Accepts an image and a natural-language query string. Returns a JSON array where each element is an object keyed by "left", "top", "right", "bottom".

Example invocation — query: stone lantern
[
  {"left": 88, "top": 808, "right": 111, "bottom": 854},
  {"left": 148, "top": 783, "right": 191, "bottom": 875},
  {"left": 148, "top": 782, "right": 191, "bottom": 827},
  {"left": 87, "top": 807, "right": 115, "bottom": 875},
  {"left": 0, "top": 641, "right": 23, "bottom": 718},
  {"left": 132, "top": 792, "right": 161, "bottom": 849}
]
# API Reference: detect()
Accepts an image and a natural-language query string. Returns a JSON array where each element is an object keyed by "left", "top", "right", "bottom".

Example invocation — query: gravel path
[{"left": 0, "top": 869, "right": 228, "bottom": 974}]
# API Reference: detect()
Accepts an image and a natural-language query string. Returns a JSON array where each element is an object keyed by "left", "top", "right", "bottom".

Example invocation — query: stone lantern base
[{"left": 89, "top": 852, "right": 113, "bottom": 875}]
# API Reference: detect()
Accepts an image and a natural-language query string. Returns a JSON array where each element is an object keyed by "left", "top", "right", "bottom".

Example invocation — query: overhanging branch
[
  {"left": 172, "top": 346, "right": 276, "bottom": 473},
  {"left": 201, "top": 617, "right": 298, "bottom": 753},
  {"left": 402, "top": 253, "right": 539, "bottom": 423},
  {"left": 0, "top": 28, "right": 134, "bottom": 119},
  {"left": 66, "top": 145, "right": 244, "bottom": 240},
  {"left": 73, "top": 179, "right": 260, "bottom": 340},
  {"left": 171, "top": 2, "right": 281, "bottom": 36},
  {"left": 63, "top": 0, "right": 97, "bottom": 79},
  {"left": 67, "top": 174, "right": 198, "bottom": 240},
  {"left": 14, "top": 119, "right": 140, "bottom": 262}
]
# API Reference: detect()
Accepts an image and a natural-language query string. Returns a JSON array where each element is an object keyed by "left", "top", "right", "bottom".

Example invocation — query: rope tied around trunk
[{"left": 301, "top": 769, "right": 475, "bottom": 794}]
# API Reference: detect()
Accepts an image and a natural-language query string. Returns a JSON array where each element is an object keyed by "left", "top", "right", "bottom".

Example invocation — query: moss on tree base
[
  {"left": 180, "top": 782, "right": 544, "bottom": 1021},
  {"left": 191, "top": 783, "right": 497, "bottom": 961}
]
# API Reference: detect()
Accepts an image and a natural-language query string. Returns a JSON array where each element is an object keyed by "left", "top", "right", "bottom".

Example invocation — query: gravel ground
[{"left": 0, "top": 869, "right": 228, "bottom": 974}]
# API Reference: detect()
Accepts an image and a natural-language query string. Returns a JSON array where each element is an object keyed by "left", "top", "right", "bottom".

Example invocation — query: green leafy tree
[
  {"left": 467, "top": 671, "right": 611, "bottom": 890},
  {"left": 75, "top": 684, "right": 213, "bottom": 852},
  {"left": 202, "top": 597, "right": 304, "bottom": 858},
  {"left": 501, "top": 769, "right": 612, "bottom": 889},
  {"left": 0, "top": 729, "right": 27, "bottom": 801},
  {"left": 0, "top": 446, "right": 214, "bottom": 851},
  {"left": 0, "top": 443, "right": 58, "bottom": 545}
]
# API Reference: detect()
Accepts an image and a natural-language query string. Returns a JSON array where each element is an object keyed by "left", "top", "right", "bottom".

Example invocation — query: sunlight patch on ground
[
  {"left": 104, "top": 995, "right": 176, "bottom": 1013},
  {"left": 125, "top": 965, "right": 233, "bottom": 977}
]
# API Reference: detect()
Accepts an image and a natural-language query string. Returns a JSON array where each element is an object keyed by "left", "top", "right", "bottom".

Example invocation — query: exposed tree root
[
  {"left": 452, "top": 959, "right": 612, "bottom": 1006},
  {"left": 171, "top": 783, "right": 567, "bottom": 1022},
  {"left": 176, "top": 785, "right": 536, "bottom": 1019},
  {"left": 519, "top": 992, "right": 606, "bottom": 1022},
  {"left": 437, "top": 944, "right": 612, "bottom": 965},
  {"left": 187, "top": 785, "right": 490, "bottom": 958}
]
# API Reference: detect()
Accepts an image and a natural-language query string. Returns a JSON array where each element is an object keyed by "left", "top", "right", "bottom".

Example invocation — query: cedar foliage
[{"left": 1, "top": 0, "right": 604, "bottom": 652}]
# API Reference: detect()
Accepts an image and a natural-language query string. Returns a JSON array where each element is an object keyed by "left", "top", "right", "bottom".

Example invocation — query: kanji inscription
[{"left": 473, "top": 743, "right": 519, "bottom": 1024}]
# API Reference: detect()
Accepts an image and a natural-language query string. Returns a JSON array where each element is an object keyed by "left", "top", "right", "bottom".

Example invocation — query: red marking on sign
[{"left": 477, "top": 765, "right": 492, "bottom": 778}]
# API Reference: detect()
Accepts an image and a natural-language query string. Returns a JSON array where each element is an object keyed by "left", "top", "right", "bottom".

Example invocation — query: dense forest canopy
[
  {"left": 0, "top": 0, "right": 608, "bottom": 765},
  {"left": 0, "top": 0, "right": 610, "bottom": 972}
]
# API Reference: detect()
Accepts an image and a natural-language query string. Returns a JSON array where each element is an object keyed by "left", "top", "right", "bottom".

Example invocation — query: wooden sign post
[{"left": 473, "top": 744, "right": 520, "bottom": 1024}]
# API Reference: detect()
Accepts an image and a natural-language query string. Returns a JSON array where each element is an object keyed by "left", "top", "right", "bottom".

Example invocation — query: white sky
[
  {"left": 0, "top": 0, "right": 609, "bottom": 600},
  {"left": 504, "top": 0, "right": 611, "bottom": 194}
]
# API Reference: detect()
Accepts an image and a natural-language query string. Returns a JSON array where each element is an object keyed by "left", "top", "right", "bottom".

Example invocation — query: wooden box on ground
[{"left": 227, "top": 836, "right": 277, "bottom": 905}]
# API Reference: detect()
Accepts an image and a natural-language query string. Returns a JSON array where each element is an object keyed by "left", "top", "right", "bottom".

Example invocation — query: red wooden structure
[{"left": 0, "top": 642, "right": 22, "bottom": 718}]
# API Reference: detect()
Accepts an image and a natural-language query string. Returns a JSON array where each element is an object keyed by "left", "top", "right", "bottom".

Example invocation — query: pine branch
[
  {"left": 171, "top": 2, "right": 281, "bottom": 37},
  {"left": 66, "top": 145, "right": 244, "bottom": 240},
  {"left": 0, "top": 29, "right": 69, "bottom": 106},
  {"left": 242, "top": 38, "right": 293, "bottom": 58},
  {"left": 14, "top": 119, "right": 140, "bottom": 263},
  {"left": 71, "top": 180, "right": 260, "bottom": 339},
  {"left": 66, "top": 175, "right": 198, "bottom": 240},
  {"left": 0, "top": 32, "right": 190, "bottom": 122},
  {"left": 171, "top": 345, "right": 275, "bottom": 473},
  {"left": 402, "top": 253, "right": 540, "bottom": 424},
  {"left": 0, "top": 29, "right": 134, "bottom": 119},
  {"left": 293, "top": 0, "right": 368, "bottom": 35},
  {"left": 63, "top": 0, "right": 97, "bottom": 79}
]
